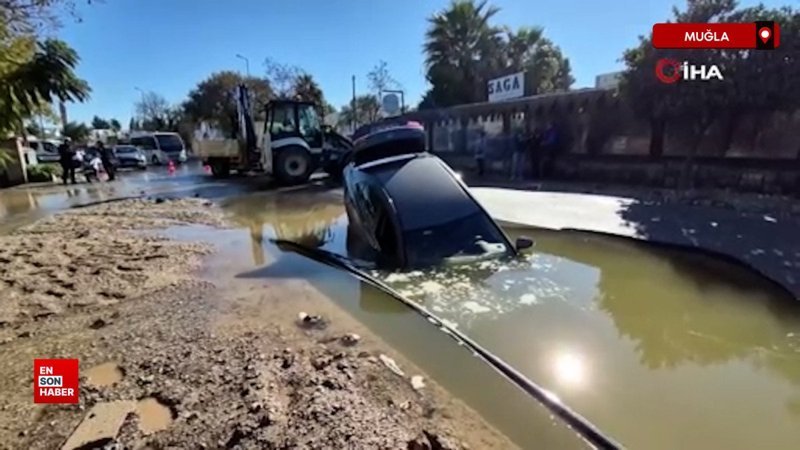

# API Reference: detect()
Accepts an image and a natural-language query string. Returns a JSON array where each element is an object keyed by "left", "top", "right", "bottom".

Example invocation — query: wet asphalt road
[{"left": 0, "top": 162, "right": 331, "bottom": 231}]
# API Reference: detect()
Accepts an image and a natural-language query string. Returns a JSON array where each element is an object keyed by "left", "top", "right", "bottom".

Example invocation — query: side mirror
[{"left": 515, "top": 237, "right": 534, "bottom": 251}]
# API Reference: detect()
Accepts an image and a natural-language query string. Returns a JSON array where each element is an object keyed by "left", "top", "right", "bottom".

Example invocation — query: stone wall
[{"left": 406, "top": 90, "right": 800, "bottom": 195}]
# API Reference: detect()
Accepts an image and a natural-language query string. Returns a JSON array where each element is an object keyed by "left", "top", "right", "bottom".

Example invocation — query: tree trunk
[{"left": 649, "top": 117, "right": 665, "bottom": 158}]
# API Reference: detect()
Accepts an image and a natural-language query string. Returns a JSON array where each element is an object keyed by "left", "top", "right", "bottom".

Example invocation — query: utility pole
[
  {"left": 351, "top": 75, "right": 357, "bottom": 131},
  {"left": 236, "top": 54, "right": 250, "bottom": 76},
  {"left": 134, "top": 87, "right": 145, "bottom": 130}
]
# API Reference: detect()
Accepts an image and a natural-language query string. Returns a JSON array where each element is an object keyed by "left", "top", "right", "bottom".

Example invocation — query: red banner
[{"left": 652, "top": 22, "right": 780, "bottom": 49}]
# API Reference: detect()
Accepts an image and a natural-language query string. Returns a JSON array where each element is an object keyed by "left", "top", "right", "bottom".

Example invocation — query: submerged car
[{"left": 343, "top": 122, "right": 532, "bottom": 269}]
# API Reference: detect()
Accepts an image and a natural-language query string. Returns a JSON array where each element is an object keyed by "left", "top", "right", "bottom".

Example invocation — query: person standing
[
  {"left": 58, "top": 138, "right": 76, "bottom": 185},
  {"left": 529, "top": 127, "right": 543, "bottom": 178},
  {"left": 540, "top": 123, "right": 559, "bottom": 178},
  {"left": 511, "top": 130, "right": 526, "bottom": 181},
  {"left": 474, "top": 131, "right": 487, "bottom": 177},
  {"left": 96, "top": 141, "right": 116, "bottom": 181}
]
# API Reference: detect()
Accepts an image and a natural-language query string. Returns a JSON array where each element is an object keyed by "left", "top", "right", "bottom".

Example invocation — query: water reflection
[
  {"left": 377, "top": 227, "right": 800, "bottom": 449},
  {"left": 220, "top": 188, "right": 344, "bottom": 266},
  {"left": 552, "top": 350, "right": 589, "bottom": 389}
]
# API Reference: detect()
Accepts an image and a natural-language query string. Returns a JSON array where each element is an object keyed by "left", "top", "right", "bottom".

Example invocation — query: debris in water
[
  {"left": 340, "top": 333, "right": 361, "bottom": 346},
  {"left": 379, "top": 354, "right": 405, "bottom": 377},
  {"left": 763, "top": 215, "right": 777, "bottom": 223},
  {"left": 410, "top": 375, "right": 426, "bottom": 390},
  {"left": 519, "top": 293, "right": 540, "bottom": 306},
  {"left": 419, "top": 281, "right": 444, "bottom": 294},
  {"left": 462, "top": 301, "right": 491, "bottom": 314}
]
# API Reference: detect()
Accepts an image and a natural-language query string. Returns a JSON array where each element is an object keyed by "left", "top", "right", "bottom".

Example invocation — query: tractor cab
[
  {"left": 258, "top": 100, "right": 325, "bottom": 184},
  {"left": 265, "top": 100, "right": 323, "bottom": 149}
]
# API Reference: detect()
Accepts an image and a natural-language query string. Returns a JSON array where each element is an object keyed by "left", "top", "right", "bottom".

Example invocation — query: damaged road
[{"left": 0, "top": 197, "right": 516, "bottom": 449}]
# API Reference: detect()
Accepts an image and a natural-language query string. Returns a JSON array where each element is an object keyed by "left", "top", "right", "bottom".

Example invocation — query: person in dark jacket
[
  {"left": 58, "top": 138, "right": 77, "bottom": 185},
  {"left": 96, "top": 141, "right": 116, "bottom": 181}
]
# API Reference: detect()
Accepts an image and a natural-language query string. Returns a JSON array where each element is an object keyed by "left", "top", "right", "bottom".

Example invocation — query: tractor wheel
[{"left": 274, "top": 147, "right": 312, "bottom": 185}]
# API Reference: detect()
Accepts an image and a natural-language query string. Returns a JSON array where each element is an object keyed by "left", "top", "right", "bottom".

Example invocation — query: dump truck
[{"left": 194, "top": 85, "right": 353, "bottom": 184}]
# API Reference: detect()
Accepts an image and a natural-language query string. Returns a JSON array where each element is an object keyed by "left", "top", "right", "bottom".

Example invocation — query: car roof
[{"left": 365, "top": 154, "right": 479, "bottom": 231}]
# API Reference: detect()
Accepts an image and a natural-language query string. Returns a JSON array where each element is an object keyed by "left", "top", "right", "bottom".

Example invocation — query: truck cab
[{"left": 261, "top": 99, "right": 324, "bottom": 184}]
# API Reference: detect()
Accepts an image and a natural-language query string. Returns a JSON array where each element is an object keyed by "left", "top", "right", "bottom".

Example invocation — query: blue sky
[{"left": 56, "top": 0, "right": 783, "bottom": 126}]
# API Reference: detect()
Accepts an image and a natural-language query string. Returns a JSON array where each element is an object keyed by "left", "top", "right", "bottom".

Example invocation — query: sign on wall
[{"left": 487, "top": 72, "right": 524, "bottom": 102}]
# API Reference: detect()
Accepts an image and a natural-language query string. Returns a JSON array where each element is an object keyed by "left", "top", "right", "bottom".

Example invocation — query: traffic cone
[{"left": 167, "top": 160, "right": 176, "bottom": 175}]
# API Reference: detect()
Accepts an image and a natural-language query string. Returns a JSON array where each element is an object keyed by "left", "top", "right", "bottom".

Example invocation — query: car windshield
[
  {"left": 155, "top": 134, "right": 183, "bottom": 151},
  {"left": 116, "top": 147, "right": 137, "bottom": 154},
  {"left": 403, "top": 211, "right": 510, "bottom": 268}
]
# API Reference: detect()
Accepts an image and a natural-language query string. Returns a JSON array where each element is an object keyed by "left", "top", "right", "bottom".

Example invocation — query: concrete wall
[
  {"left": 0, "top": 138, "right": 28, "bottom": 188},
  {"left": 410, "top": 92, "right": 800, "bottom": 195}
]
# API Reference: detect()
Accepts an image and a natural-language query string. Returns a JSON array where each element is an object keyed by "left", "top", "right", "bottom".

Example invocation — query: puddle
[
  {"left": 136, "top": 397, "right": 174, "bottom": 434},
  {"left": 167, "top": 187, "right": 800, "bottom": 449},
  {"left": 84, "top": 362, "right": 123, "bottom": 387}
]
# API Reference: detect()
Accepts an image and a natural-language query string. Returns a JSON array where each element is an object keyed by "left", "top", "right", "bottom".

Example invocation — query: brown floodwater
[
  {"left": 206, "top": 188, "right": 800, "bottom": 450},
  {"left": 84, "top": 362, "right": 124, "bottom": 387},
  {"left": 136, "top": 397, "right": 174, "bottom": 434}
]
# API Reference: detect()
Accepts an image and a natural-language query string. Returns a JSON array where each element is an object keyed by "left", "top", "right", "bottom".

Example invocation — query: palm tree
[
  {"left": 504, "top": 26, "right": 543, "bottom": 70},
  {"left": 0, "top": 39, "right": 90, "bottom": 135},
  {"left": 424, "top": 0, "right": 503, "bottom": 105}
]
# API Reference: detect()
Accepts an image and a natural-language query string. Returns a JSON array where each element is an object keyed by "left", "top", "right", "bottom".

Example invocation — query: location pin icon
[{"left": 758, "top": 27, "right": 771, "bottom": 43}]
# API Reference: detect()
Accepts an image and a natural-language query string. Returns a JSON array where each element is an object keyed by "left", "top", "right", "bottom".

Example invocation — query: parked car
[
  {"left": 113, "top": 145, "right": 147, "bottom": 170},
  {"left": 26, "top": 137, "right": 61, "bottom": 163},
  {"left": 343, "top": 122, "right": 532, "bottom": 269}
]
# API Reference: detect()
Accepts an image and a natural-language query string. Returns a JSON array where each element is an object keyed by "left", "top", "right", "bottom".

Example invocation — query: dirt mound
[{"left": 0, "top": 198, "right": 222, "bottom": 328}]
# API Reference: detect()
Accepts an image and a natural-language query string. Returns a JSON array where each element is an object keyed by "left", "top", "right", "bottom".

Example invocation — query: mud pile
[{"left": 0, "top": 198, "right": 221, "bottom": 328}]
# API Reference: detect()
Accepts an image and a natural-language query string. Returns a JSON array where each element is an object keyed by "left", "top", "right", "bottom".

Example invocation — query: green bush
[{"left": 27, "top": 163, "right": 63, "bottom": 182}]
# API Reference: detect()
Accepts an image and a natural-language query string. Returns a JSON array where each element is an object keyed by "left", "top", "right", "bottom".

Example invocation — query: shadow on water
[
  {"left": 217, "top": 187, "right": 800, "bottom": 450},
  {"left": 616, "top": 196, "right": 800, "bottom": 297}
]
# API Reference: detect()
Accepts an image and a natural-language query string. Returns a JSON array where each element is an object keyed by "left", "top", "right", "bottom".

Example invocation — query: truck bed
[{"left": 193, "top": 139, "right": 241, "bottom": 160}]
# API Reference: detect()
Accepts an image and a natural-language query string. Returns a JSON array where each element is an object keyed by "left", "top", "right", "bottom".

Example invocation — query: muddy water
[
  {"left": 382, "top": 228, "right": 800, "bottom": 450},
  {"left": 136, "top": 397, "right": 174, "bottom": 434},
  {"left": 186, "top": 188, "right": 799, "bottom": 449},
  {"left": 84, "top": 362, "right": 124, "bottom": 387}
]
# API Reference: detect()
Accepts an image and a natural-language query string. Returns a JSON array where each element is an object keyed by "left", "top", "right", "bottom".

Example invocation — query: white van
[
  {"left": 26, "top": 137, "right": 61, "bottom": 163},
  {"left": 129, "top": 132, "right": 188, "bottom": 165}
]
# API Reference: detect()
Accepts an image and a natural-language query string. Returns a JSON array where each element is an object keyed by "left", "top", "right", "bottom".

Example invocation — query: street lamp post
[
  {"left": 133, "top": 87, "right": 145, "bottom": 130},
  {"left": 236, "top": 54, "right": 250, "bottom": 77}
]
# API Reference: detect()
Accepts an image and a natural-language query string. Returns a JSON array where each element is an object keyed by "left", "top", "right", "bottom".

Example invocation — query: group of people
[
  {"left": 474, "top": 123, "right": 560, "bottom": 180},
  {"left": 57, "top": 139, "right": 116, "bottom": 185}
]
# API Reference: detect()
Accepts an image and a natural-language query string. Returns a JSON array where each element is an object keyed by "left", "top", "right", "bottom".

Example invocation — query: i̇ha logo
[
  {"left": 33, "top": 359, "right": 79, "bottom": 404},
  {"left": 655, "top": 58, "right": 724, "bottom": 84}
]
